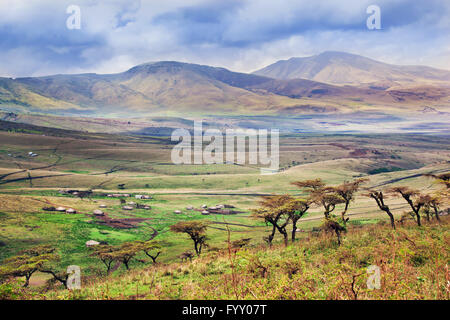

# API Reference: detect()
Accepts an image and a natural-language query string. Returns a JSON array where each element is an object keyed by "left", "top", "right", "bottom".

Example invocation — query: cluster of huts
[
  {"left": 105, "top": 194, "right": 152, "bottom": 199},
  {"left": 42, "top": 206, "right": 77, "bottom": 214},
  {"left": 174, "top": 204, "right": 238, "bottom": 215}
]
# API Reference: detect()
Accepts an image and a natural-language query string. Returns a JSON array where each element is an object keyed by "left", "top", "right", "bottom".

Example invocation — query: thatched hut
[
  {"left": 93, "top": 209, "right": 104, "bottom": 216},
  {"left": 85, "top": 240, "right": 100, "bottom": 247}
]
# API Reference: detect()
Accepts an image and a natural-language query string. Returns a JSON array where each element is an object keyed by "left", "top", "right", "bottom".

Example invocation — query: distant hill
[
  {"left": 253, "top": 51, "right": 450, "bottom": 87},
  {"left": 0, "top": 57, "right": 449, "bottom": 117}
]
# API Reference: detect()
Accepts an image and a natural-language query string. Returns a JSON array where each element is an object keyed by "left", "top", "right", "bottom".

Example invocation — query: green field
[{"left": 0, "top": 121, "right": 448, "bottom": 296}]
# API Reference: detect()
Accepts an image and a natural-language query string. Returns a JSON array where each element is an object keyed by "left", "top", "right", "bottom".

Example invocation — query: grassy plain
[{"left": 0, "top": 121, "right": 448, "bottom": 297}]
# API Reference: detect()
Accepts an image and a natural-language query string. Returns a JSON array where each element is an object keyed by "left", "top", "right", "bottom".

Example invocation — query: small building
[
  {"left": 86, "top": 240, "right": 100, "bottom": 247},
  {"left": 174, "top": 210, "right": 182, "bottom": 214},
  {"left": 122, "top": 206, "right": 134, "bottom": 210},
  {"left": 99, "top": 204, "right": 107, "bottom": 208},
  {"left": 55, "top": 207, "right": 66, "bottom": 212},
  {"left": 66, "top": 208, "right": 76, "bottom": 214},
  {"left": 201, "top": 210, "right": 210, "bottom": 215},
  {"left": 93, "top": 209, "right": 104, "bottom": 216}
]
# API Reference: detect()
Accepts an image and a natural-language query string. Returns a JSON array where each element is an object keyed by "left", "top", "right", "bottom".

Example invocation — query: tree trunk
[
  {"left": 282, "top": 231, "right": 288, "bottom": 247},
  {"left": 23, "top": 274, "right": 31, "bottom": 287},
  {"left": 266, "top": 224, "right": 276, "bottom": 246},
  {"left": 415, "top": 211, "right": 422, "bottom": 226},
  {"left": 341, "top": 202, "right": 350, "bottom": 225},
  {"left": 335, "top": 229, "right": 341, "bottom": 246},
  {"left": 432, "top": 205, "right": 441, "bottom": 222},
  {"left": 291, "top": 219, "right": 298, "bottom": 242},
  {"left": 194, "top": 241, "right": 199, "bottom": 256},
  {"left": 388, "top": 212, "right": 396, "bottom": 230}
]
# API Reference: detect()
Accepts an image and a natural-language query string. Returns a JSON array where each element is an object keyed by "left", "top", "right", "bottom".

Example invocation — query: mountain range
[
  {"left": 253, "top": 51, "right": 450, "bottom": 87},
  {"left": 1, "top": 51, "right": 449, "bottom": 117}
]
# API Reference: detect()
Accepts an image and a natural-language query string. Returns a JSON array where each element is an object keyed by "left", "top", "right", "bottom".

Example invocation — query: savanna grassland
[{"left": 0, "top": 120, "right": 448, "bottom": 299}]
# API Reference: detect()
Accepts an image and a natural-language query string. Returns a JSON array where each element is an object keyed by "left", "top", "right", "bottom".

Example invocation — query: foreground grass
[{"left": 3, "top": 217, "right": 448, "bottom": 300}]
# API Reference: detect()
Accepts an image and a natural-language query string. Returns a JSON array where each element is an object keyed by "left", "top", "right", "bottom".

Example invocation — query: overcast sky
[{"left": 0, "top": 0, "right": 449, "bottom": 77}]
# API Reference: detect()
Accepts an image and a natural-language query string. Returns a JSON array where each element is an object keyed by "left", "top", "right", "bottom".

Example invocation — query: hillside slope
[
  {"left": 253, "top": 51, "right": 450, "bottom": 87},
  {"left": 5, "top": 217, "right": 446, "bottom": 300},
  {"left": 1, "top": 58, "right": 449, "bottom": 117}
]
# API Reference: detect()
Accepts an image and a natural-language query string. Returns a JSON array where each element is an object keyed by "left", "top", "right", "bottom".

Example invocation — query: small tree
[
  {"left": 389, "top": 187, "right": 426, "bottom": 226},
  {"left": 90, "top": 245, "right": 116, "bottom": 274},
  {"left": 420, "top": 194, "right": 443, "bottom": 222},
  {"left": 322, "top": 218, "right": 346, "bottom": 246},
  {"left": 292, "top": 179, "right": 345, "bottom": 218},
  {"left": 0, "top": 245, "right": 56, "bottom": 287},
  {"left": 367, "top": 190, "right": 396, "bottom": 229},
  {"left": 291, "top": 179, "right": 325, "bottom": 192},
  {"left": 282, "top": 198, "right": 309, "bottom": 242},
  {"left": 334, "top": 179, "right": 367, "bottom": 224},
  {"left": 170, "top": 221, "right": 208, "bottom": 256},
  {"left": 136, "top": 240, "right": 162, "bottom": 264},
  {"left": 230, "top": 238, "right": 252, "bottom": 249},
  {"left": 425, "top": 172, "right": 450, "bottom": 189},
  {"left": 252, "top": 195, "right": 292, "bottom": 247},
  {"left": 111, "top": 242, "right": 142, "bottom": 270}
]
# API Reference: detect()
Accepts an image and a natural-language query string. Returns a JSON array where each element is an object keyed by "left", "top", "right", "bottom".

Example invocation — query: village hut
[
  {"left": 174, "top": 210, "right": 182, "bottom": 214},
  {"left": 93, "top": 209, "right": 104, "bottom": 216},
  {"left": 99, "top": 204, "right": 107, "bottom": 208},
  {"left": 186, "top": 206, "right": 194, "bottom": 210},
  {"left": 122, "top": 206, "right": 134, "bottom": 210},
  {"left": 201, "top": 210, "right": 210, "bottom": 215},
  {"left": 85, "top": 240, "right": 100, "bottom": 247},
  {"left": 66, "top": 208, "right": 77, "bottom": 214},
  {"left": 201, "top": 204, "right": 208, "bottom": 209},
  {"left": 55, "top": 207, "right": 66, "bottom": 212}
]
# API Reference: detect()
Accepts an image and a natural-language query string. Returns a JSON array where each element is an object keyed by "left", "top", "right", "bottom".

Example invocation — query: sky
[{"left": 0, "top": 0, "right": 449, "bottom": 77}]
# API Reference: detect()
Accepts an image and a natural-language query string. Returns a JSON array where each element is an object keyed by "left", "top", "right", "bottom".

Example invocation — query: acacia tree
[
  {"left": 334, "top": 179, "right": 367, "bottom": 225},
  {"left": 170, "top": 221, "right": 208, "bottom": 256},
  {"left": 389, "top": 187, "right": 426, "bottom": 226},
  {"left": 292, "top": 179, "right": 345, "bottom": 218},
  {"left": 111, "top": 242, "right": 143, "bottom": 270},
  {"left": 252, "top": 195, "right": 292, "bottom": 247},
  {"left": 420, "top": 194, "right": 444, "bottom": 222},
  {"left": 0, "top": 245, "right": 56, "bottom": 287},
  {"left": 367, "top": 190, "right": 396, "bottom": 229},
  {"left": 426, "top": 172, "right": 450, "bottom": 189},
  {"left": 136, "top": 240, "right": 162, "bottom": 264},
  {"left": 90, "top": 245, "right": 116, "bottom": 274},
  {"left": 282, "top": 198, "right": 309, "bottom": 242},
  {"left": 322, "top": 218, "right": 346, "bottom": 246}
]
